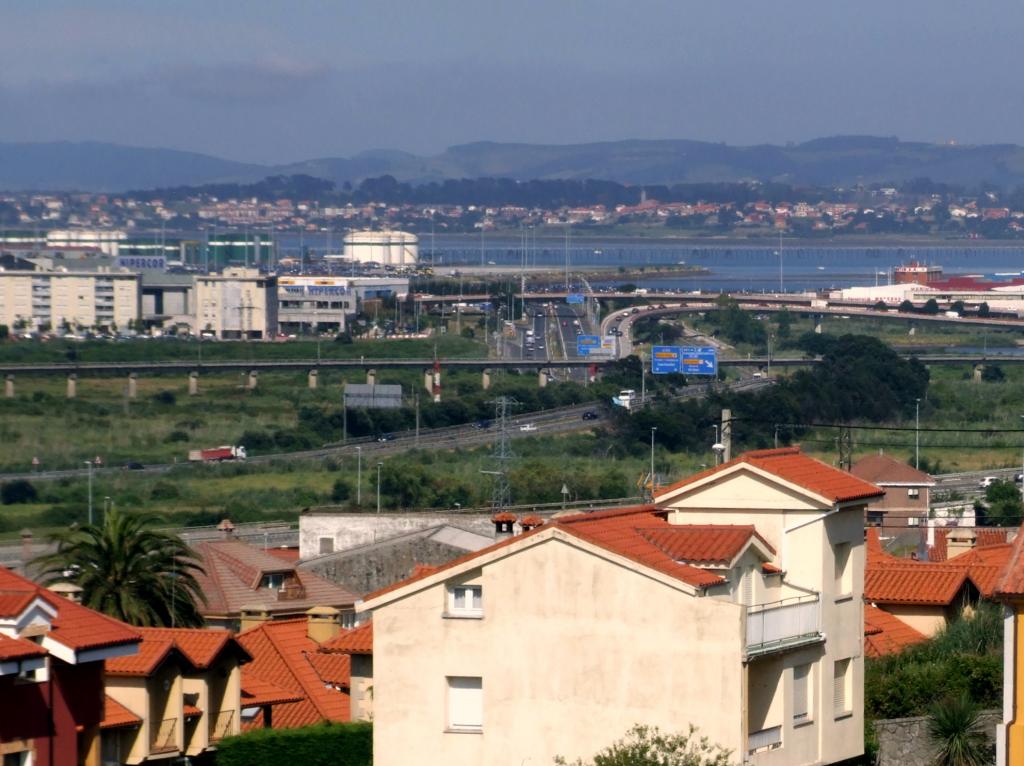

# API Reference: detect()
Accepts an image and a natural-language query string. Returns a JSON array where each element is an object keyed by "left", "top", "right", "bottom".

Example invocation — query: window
[
  {"left": 447, "top": 676, "right": 482, "bottom": 732},
  {"left": 834, "top": 542, "right": 852, "bottom": 597},
  {"left": 908, "top": 488, "right": 920, "bottom": 498},
  {"left": 793, "top": 663, "right": 812, "bottom": 723},
  {"left": 866, "top": 511, "right": 884, "bottom": 527},
  {"left": 447, "top": 585, "right": 483, "bottom": 617},
  {"left": 3, "top": 752, "right": 28, "bottom": 766},
  {"left": 261, "top": 573, "right": 286, "bottom": 590},
  {"left": 319, "top": 537, "right": 334, "bottom": 555},
  {"left": 833, "top": 658, "right": 851, "bottom": 717},
  {"left": 341, "top": 611, "right": 356, "bottom": 629}
]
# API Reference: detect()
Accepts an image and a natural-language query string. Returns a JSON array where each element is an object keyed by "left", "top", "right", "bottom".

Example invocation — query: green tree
[
  {"left": 927, "top": 693, "right": 993, "bottom": 766},
  {"left": 774, "top": 309, "right": 792, "bottom": 340},
  {"left": 1, "top": 479, "right": 37, "bottom": 504},
  {"left": 979, "top": 480, "right": 1023, "bottom": 526},
  {"left": 923, "top": 298, "right": 940, "bottom": 315},
  {"left": 980, "top": 365, "right": 1005, "bottom": 382},
  {"left": 554, "top": 724, "right": 731, "bottom": 766},
  {"left": 978, "top": 302, "right": 991, "bottom": 318},
  {"left": 899, "top": 299, "right": 915, "bottom": 313},
  {"left": 0, "top": 324, "right": 8, "bottom": 341},
  {"left": 33, "top": 508, "right": 206, "bottom": 627}
]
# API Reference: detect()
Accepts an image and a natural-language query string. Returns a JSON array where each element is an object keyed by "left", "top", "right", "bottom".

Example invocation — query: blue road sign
[
  {"left": 566, "top": 293, "right": 585, "bottom": 304},
  {"left": 680, "top": 346, "right": 718, "bottom": 376},
  {"left": 651, "top": 346, "right": 682, "bottom": 374},
  {"left": 576, "top": 335, "right": 600, "bottom": 356}
]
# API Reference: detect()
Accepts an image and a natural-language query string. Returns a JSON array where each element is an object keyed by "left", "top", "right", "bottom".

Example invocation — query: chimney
[
  {"left": 239, "top": 605, "right": 272, "bottom": 632},
  {"left": 218, "top": 518, "right": 236, "bottom": 538},
  {"left": 946, "top": 528, "right": 977, "bottom": 560},
  {"left": 306, "top": 606, "right": 341, "bottom": 644},
  {"left": 492, "top": 513, "right": 517, "bottom": 540},
  {"left": 520, "top": 514, "right": 544, "bottom": 532},
  {"left": 48, "top": 582, "right": 84, "bottom": 603}
]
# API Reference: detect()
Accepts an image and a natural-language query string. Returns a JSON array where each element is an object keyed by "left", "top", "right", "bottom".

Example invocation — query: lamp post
[
  {"left": 650, "top": 427, "right": 657, "bottom": 500},
  {"left": 915, "top": 398, "right": 921, "bottom": 470},
  {"left": 356, "top": 446, "right": 362, "bottom": 506},
  {"left": 84, "top": 460, "right": 93, "bottom": 525},
  {"left": 376, "top": 462, "right": 383, "bottom": 515}
]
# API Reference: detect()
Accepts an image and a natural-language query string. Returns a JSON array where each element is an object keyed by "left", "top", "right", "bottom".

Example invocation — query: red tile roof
[
  {"left": 656, "top": 447, "right": 884, "bottom": 504},
  {"left": 491, "top": 512, "right": 517, "bottom": 523},
  {"left": 240, "top": 674, "right": 304, "bottom": 707},
  {"left": 638, "top": 525, "right": 773, "bottom": 566},
  {"left": 136, "top": 627, "right": 248, "bottom": 669},
  {"left": 851, "top": 454, "right": 935, "bottom": 486},
  {"left": 0, "top": 567, "right": 140, "bottom": 655},
  {"left": 193, "top": 541, "right": 357, "bottom": 620},
  {"left": 864, "top": 605, "right": 927, "bottom": 658},
  {"left": 321, "top": 622, "right": 372, "bottom": 655},
  {"left": 183, "top": 704, "right": 202, "bottom": 718},
  {"left": 100, "top": 695, "right": 142, "bottom": 730},
  {"left": 996, "top": 526, "right": 1024, "bottom": 599},
  {"left": 304, "top": 651, "right": 350, "bottom": 687},
  {"left": 0, "top": 590, "right": 37, "bottom": 618},
  {"left": 237, "top": 619, "right": 350, "bottom": 729},
  {"left": 265, "top": 548, "right": 301, "bottom": 563},
  {"left": 105, "top": 638, "right": 176, "bottom": 676},
  {"left": 0, "top": 633, "right": 47, "bottom": 661}
]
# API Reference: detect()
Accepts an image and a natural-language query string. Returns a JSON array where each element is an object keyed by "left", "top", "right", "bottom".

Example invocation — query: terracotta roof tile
[
  {"left": 0, "top": 590, "right": 36, "bottom": 618},
  {"left": 265, "top": 548, "right": 301, "bottom": 563},
  {"left": 638, "top": 525, "right": 773, "bottom": 565},
  {"left": 656, "top": 447, "right": 884, "bottom": 504},
  {"left": 864, "top": 605, "right": 927, "bottom": 658},
  {"left": 321, "top": 622, "right": 372, "bottom": 655},
  {"left": 193, "top": 541, "right": 357, "bottom": 620},
  {"left": 304, "top": 651, "right": 350, "bottom": 687},
  {"left": 762, "top": 563, "right": 784, "bottom": 574},
  {"left": 491, "top": 513, "right": 517, "bottom": 523},
  {"left": 0, "top": 567, "right": 140, "bottom": 655},
  {"left": 100, "top": 695, "right": 142, "bottom": 730},
  {"left": 105, "top": 638, "right": 176, "bottom": 676},
  {"left": 183, "top": 704, "right": 203, "bottom": 718},
  {"left": 851, "top": 454, "right": 935, "bottom": 486},
  {"left": 996, "top": 526, "right": 1024, "bottom": 598},
  {"left": 237, "top": 619, "right": 350, "bottom": 729},
  {"left": 136, "top": 627, "right": 247, "bottom": 669},
  {"left": 241, "top": 674, "right": 304, "bottom": 707},
  {"left": 0, "top": 633, "right": 47, "bottom": 661}
]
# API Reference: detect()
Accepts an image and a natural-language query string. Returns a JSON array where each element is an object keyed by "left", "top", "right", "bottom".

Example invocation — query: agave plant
[{"left": 927, "top": 693, "right": 993, "bottom": 766}]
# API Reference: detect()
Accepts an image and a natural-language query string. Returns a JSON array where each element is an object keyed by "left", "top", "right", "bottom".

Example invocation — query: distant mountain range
[{"left": 5, "top": 136, "right": 1024, "bottom": 192}]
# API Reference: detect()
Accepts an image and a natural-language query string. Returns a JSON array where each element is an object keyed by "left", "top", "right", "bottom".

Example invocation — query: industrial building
[
  {"left": 195, "top": 268, "right": 278, "bottom": 339},
  {"left": 277, "top": 276, "right": 409, "bottom": 335},
  {"left": 343, "top": 230, "right": 418, "bottom": 266}
]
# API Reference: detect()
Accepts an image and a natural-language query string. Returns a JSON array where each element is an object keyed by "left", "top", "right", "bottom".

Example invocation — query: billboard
[
  {"left": 566, "top": 293, "right": 585, "bottom": 304},
  {"left": 343, "top": 383, "right": 403, "bottom": 409}
]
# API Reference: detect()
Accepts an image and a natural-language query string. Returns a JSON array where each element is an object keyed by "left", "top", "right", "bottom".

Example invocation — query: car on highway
[
  {"left": 619, "top": 312, "right": 630, "bottom": 318},
  {"left": 1016, "top": 473, "right": 1024, "bottom": 484},
  {"left": 376, "top": 433, "right": 396, "bottom": 442},
  {"left": 519, "top": 423, "right": 538, "bottom": 432},
  {"left": 979, "top": 475, "right": 999, "bottom": 489},
  {"left": 581, "top": 411, "right": 599, "bottom": 421},
  {"left": 473, "top": 419, "right": 492, "bottom": 430},
  {"left": 124, "top": 461, "right": 145, "bottom": 470}
]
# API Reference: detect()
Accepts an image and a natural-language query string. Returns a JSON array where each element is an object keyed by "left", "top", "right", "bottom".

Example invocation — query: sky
[{"left": 2, "top": 1, "right": 1024, "bottom": 164}]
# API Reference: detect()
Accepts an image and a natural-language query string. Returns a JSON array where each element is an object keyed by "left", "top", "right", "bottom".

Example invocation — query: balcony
[
  {"left": 210, "top": 709, "right": 235, "bottom": 742},
  {"left": 746, "top": 595, "right": 822, "bottom": 658},
  {"left": 151, "top": 718, "right": 178, "bottom": 754},
  {"left": 747, "top": 725, "right": 782, "bottom": 755}
]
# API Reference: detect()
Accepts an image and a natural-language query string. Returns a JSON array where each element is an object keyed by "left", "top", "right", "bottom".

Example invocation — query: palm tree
[
  {"left": 33, "top": 508, "right": 206, "bottom": 628},
  {"left": 927, "top": 693, "right": 993, "bottom": 766}
]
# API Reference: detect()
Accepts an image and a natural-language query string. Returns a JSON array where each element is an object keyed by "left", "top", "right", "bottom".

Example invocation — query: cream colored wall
[
  {"left": 182, "top": 675, "right": 210, "bottom": 755},
  {"left": 105, "top": 676, "right": 149, "bottom": 765},
  {"left": 0, "top": 273, "right": 138, "bottom": 331},
  {"left": 879, "top": 604, "right": 947, "bottom": 637},
  {"left": 372, "top": 536, "right": 746, "bottom": 766},
  {"left": 350, "top": 655, "right": 373, "bottom": 722},
  {"left": 194, "top": 275, "right": 273, "bottom": 338}
]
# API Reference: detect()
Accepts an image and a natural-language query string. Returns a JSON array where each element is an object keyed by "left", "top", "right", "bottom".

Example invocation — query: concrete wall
[
  {"left": 299, "top": 512, "right": 498, "bottom": 560},
  {"left": 875, "top": 710, "right": 999, "bottom": 766},
  {"left": 371, "top": 535, "right": 746, "bottom": 766}
]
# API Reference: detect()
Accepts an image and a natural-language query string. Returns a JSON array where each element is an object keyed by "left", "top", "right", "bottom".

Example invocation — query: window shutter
[
  {"left": 833, "top": 659, "right": 848, "bottom": 714},
  {"left": 793, "top": 664, "right": 810, "bottom": 720},
  {"left": 448, "top": 677, "right": 483, "bottom": 729},
  {"left": 741, "top": 569, "right": 753, "bottom": 606}
]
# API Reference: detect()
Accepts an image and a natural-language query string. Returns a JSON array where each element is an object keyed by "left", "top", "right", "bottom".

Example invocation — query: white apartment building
[
  {"left": 0, "top": 269, "right": 140, "bottom": 332},
  {"left": 194, "top": 268, "right": 277, "bottom": 339},
  {"left": 358, "top": 447, "right": 880, "bottom": 766}
]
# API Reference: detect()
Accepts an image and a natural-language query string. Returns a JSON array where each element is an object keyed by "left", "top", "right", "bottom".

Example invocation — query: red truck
[{"left": 188, "top": 445, "right": 247, "bottom": 462}]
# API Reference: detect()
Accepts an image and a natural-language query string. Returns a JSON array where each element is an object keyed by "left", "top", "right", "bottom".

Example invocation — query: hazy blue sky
[{"left": 2, "top": 1, "right": 1023, "bottom": 163}]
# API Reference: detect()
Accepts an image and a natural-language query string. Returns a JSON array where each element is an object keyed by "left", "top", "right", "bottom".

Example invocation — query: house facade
[{"left": 359, "top": 447, "right": 881, "bottom": 766}]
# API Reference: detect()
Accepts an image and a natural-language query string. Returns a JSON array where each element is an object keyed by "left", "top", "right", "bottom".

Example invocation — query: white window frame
[
  {"left": 446, "top": 676, "right": 482, "bottom": 732},
  {"left": 907, "top": 488, "right": 920, "bottom": 499},
  {"left": 446, "top": 584, "right": 483, "bottom": 618},
  {"left": 793, "top": 663, "right": 813, "bottom": 724},
  {"left": 833, "top": 658, "right": 852, "bottom": 718}
]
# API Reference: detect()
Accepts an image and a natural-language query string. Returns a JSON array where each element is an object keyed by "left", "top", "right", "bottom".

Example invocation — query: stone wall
[{"left": 874, "top": 710, "right": 999, "bottom": 766}]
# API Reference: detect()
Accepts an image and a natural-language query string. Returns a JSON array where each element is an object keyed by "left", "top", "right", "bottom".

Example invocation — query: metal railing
[
  {"left": 746, "top": 595, "right": 821, "bottom": 656},
  {"left": 747, "top": 726, "right": 782, "bottom": 755},
  {"left": 151, "top": 718, "right": 178, "bottom": 753},
  {"left": 210, "top": 710, "right": 235, "bottom": 742}
]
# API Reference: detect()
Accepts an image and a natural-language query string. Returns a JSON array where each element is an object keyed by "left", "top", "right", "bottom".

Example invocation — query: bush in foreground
[
  {"left": 555, "top": 724, "right": 731, "bottom": 766},
  {"left": 216, "top": 722, "right": 371, "bottom": 766}
]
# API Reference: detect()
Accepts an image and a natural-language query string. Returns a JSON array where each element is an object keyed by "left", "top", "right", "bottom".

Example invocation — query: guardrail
[
  {"left": 746, "top": 594, "right": 822, "bottom": 657},
  {"left": 151, "top": 718, "right": 177, "bottom": 754}
]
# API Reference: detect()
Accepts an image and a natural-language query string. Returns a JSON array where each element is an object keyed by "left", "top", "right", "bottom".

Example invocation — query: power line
[{"left": 733, "top": 416, "right": 1024, "bottom": 434}]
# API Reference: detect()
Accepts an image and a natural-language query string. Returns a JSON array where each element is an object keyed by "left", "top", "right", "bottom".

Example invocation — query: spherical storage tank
[{"left": 343, "top": 230, "right": 418, "bottom": 266}]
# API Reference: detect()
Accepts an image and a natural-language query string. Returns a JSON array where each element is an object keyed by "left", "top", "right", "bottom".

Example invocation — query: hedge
[{"left": 216, "top": 722, "right": 371, "bottom": 766}]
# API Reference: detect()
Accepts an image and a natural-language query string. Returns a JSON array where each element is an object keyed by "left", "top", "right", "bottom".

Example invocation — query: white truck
[{"left": 611, "top": 389, "right": 638, "bottom": 411}]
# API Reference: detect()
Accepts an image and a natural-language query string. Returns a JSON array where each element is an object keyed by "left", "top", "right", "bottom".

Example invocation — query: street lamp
[
  {"left": 376, "top": 462, "right": 383, "bottom": 515},
  {"left": 84, "top": 460, "right": 93, "bottom": 525},
  {"left": 650, "top": 427, "right": 657, "bottom": 500},
  {"left": 915, "top": 398, "right": 921, "bottom": 470},
  {"left": 356, "top": 447, "right": 362, "bottom": 506},
  {"left": 711, "top": 425, "right": 726, "bottom": 466}
]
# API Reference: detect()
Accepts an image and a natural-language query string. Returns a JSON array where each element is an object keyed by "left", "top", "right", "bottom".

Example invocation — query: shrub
[
  {"left": 331, "top": 479, "right": 351, "bottom": 503},
  {"left": 153, "top": 390, "right": 177, "bottom": 405},
  {"left": 215, "top": 722, "right": 371, "bottom": 766},
  {"left": 927, "top": 693, "right": 993, "bottom": 766},
  {"left": 555, "top": 724, "right": 731, "bottom": 766},
  {"left": 149, "top": 481, "right": 181, "bottom": 501},
  {"left": 164, "top": 430, "right": 190, "bottom": 443},
  {"left": 1, "top": 479, "right": 38, "bottom": 505}
]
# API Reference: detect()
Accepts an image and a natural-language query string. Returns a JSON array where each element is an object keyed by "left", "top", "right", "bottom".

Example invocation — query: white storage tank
[{"left": 343, "top": 230, "right": 418, "bottom": 266}]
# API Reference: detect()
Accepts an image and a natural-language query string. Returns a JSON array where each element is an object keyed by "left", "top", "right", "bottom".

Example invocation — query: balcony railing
[
  {"left": 746, "top": 595, "right": 822, "bottom": 657},
  {"left": 210, "top": 710, "right": 235, "bottom": 742},
  {"left": 747, "top": 725, "right": 782, "bottom": 755},
  {"left": 151, "top": 718, "right": 178, "bottom": 754}
]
